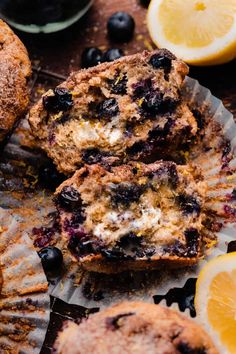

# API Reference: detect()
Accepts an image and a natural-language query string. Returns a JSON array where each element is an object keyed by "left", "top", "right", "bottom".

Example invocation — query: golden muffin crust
[
  {"left": 0, "top": 20, "right": 31, "bottom": 142},
  {"left": 54, "top": 301, "right": 219, "bottom": 354}
]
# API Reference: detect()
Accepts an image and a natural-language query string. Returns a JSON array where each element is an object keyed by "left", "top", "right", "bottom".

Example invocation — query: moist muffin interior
[
  {"left": 55, "top": 162, "right": 207, "bottom": 265},
  {"left": 29, "top": 49, "right": 197, "bottom": 173}
]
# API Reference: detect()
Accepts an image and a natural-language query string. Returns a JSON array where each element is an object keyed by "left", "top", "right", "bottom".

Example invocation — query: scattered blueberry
[
  {"left": 97, "top": 98, "right": 119, "bottom": 118},
  {"left": 38, "top": 246, "right": 63, "bottom": 272},
  {"left": 81, "top": 47, "right": 103, "bottom": 68},
  {"left": 107, "top": 12, "right": 135, "bottom": 42},
  {"left": 56, "top": 186, "right": 83, "bottom": 212},
  {"left": 149, "top": 54, "right": 172, "bottom": 73},
  {"left": 103, "top": 48, "right": 124, "bottom": 62},
  {"left": 227, "top": 240, "right": 236, "bottom": 253},
  {"left": 43, "top": 87, "right": 73, "bottom": 113}
]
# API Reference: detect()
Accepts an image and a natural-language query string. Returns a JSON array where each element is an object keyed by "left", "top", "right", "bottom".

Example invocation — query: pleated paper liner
[
  {"left": 45, "top": 77, "right": 236, "bottom": 311},
  {"left": 0, "top": 77, "right": 236, "bottom": 317},
  {"left": 0, "top": 208, "right": 50, "bottom": 353}
]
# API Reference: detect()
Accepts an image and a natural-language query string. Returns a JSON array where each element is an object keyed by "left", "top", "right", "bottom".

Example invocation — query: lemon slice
[
  {"left": 147, "top": 0, "right": 236, "bottom": 65},
  {"left": 195, "top": 253, "right": 236, "bottom": 353}
]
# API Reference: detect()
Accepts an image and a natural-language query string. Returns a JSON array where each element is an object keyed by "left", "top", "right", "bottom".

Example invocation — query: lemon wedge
[
  {"left": 147, "top": 0, "right": 236, "bottom": 65},
  {"left": 195, "top": 253, "right": 236, "bottom": 353}
]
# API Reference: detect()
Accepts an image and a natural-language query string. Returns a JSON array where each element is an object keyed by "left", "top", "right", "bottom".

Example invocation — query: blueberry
[
  {"left": 111, "top": 183, "right": 144, "bottom": 207},
  {"left": 56, "top": 186, "right": 83, "bottom": 212},
  {"left": 103, "top": 48, "right": 124, "bottom": 62},
  {"left": 132, "top": 78, "right": 153, "bottom": 100},
  {"left": 177, "top": 343, "right": 207, "bottom": 354},
  {"left": 126, "top": 141, "right": 146, "bottom": 156},
  {"left": 184, "top": 228, "right": 200, "bottom": 257},
  {"left": 43, "top": 87, "right": 73, "bottom": 113},
  {"left": 97, "top": 98, "right": 119, "bottom": 118},
  {"left": 149, "top": 53, "right": 172, "bottom": 73},
  {"left": 142, "top": 92, "right": 178, "bottom": 115},
  {"left": 38, "top": 163, "right": 65, "bottom": 190},
  {"left": 107, "top": 12, "right": 135, "bottom": 42},
  {"left": 38, "top": 246, "right": 63, "bottom": 272},
  {"left": 82, "top": 148, "right": 104, "bottom": 164},
  {"left": 109, "top": 72, "right": 127, "bottom": 95},
  {"left": 227, "top": 241, "right": 236, "bottom": 253},
  {"left": 177, "top": 194, "right": 201, "bottom": 215},
  {"left": 141, "top": 91, "right": 164, "bottom": 114},
  {"left": 81, "top": 47, "right": 103, "bottom": 68},
  {"left": 68, "top": 233, "right": 101, "bottom": 258}
]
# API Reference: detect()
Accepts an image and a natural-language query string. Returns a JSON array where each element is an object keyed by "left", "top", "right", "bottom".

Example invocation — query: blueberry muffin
[
  {"left": 0, "top": 267, "right": 2, "bottom": 295},
  {"left": 54, "top": 301, "right": 218, "bottom": 354},
  {"left": 29, "top": 49, "right": 197, "bottom": 174},
  {"left": 55, "top": 161, "right": 208, "bottom": 273},
  {"left": 0, "top": 20, "right": 31, "bottom": 143}
]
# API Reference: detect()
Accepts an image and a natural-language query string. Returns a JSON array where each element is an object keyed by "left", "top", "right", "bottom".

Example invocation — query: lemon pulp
[
  {"left": 159, "top": 0, "right": 236, "bottom": 47},
  {"left": 208, "top": 269, "right": 236, "bottom": 353}
]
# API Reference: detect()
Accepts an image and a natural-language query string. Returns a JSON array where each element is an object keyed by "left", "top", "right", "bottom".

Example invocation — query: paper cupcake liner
[
  {"left": 46, "top": 77, "right": 236, "bottom": 311},
  {"left": 1, "top": 77, "right": 236, "bottom": 320},
  {"left": 0, "top": 208, "right": 50, "bottom": 354}
]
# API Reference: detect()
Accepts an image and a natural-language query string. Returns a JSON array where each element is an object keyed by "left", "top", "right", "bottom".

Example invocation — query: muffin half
[
  {"left": 29, "top": 49, "right": 197, "bottom": 174},
  {"left": 55, "top": 161, "right": 208, "bottom": 273}
]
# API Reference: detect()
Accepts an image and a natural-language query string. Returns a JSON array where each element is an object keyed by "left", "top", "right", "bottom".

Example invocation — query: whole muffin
[
  {"left": 0, "top": 20, "right": 31, "bottom": 143},
  {"left": 54, "top": 301, "right": 219, "bottom": 354}
]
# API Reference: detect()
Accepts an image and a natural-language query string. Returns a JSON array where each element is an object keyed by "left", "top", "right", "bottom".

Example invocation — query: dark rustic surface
[
  {"left": 8, "top": 0, "right": 236, "bottom": 352},
  {"left": 16, "top": 0, "right": 236, "bottom": 118}
]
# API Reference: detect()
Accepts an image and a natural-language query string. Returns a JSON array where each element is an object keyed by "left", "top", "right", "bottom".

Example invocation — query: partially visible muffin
[
  {"left": 54, "top": 301, "right": 219, "bottom": 354},
  {"left": 0, "top": 20, "right": 31, "bottom": 143},
  {"left": 29, "top": 49, "right": 197, "bottom": 174},
  {"left": 55, "top": 161, "right": 208, "bottom": 273},
  {"left": 0, "top": 267, "right": 2, "bottom": 295}
]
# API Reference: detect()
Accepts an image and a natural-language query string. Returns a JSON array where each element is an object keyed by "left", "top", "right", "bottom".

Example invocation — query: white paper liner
[
  {"left": 0, "top": 208, "right": 50, "bottom": 354},
  {"left": 46, "top": 77, "right": 236, "bottom": 313},
  {"left": 1, "top": 76, "right": 236, "bottom": 354}
]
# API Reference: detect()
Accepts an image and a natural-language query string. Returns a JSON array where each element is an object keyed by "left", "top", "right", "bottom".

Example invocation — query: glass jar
[{"left": 0, "top": 0, "right": 93, "bottom": 33}]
